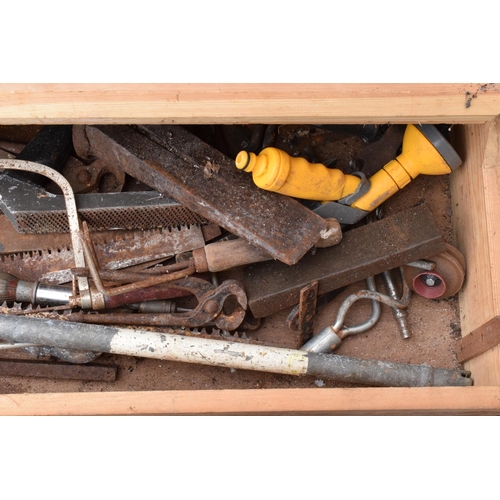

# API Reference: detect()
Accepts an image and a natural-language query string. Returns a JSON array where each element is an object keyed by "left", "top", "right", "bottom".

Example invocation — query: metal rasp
[
  {"left": 0, "top": 172, "right": 208, "bottom": 233},
  {"left": 72, "top": 124, "right": 328, "bottom": 266}
]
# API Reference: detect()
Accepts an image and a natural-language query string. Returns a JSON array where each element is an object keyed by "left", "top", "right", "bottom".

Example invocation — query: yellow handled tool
[{"left": 235, "top": 124, "right": 462, "bottom": 223}]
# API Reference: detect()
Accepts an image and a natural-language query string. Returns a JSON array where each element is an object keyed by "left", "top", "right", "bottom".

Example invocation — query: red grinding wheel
[{"left": 403, "top": 244, "right": 466, "bottom": 299}]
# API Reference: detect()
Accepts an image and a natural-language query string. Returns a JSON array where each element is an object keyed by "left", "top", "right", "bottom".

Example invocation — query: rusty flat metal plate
[
  {"left": 0, "top": 358, "right": 117, "bottom": 381},
  {"left": 73, "top": 125, "right": 327, "bottom": 265},
  {"left": 235, "top": 204, "right": 447, "bottom": 318}
]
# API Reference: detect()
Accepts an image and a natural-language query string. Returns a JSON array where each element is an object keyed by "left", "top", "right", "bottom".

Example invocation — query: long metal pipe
[{"left": 0, "top": 314, "right": 471, "bottom": 387}]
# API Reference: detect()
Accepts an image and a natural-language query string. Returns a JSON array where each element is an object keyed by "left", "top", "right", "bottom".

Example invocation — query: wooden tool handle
[
  {"left": 193, "top": 218, "right": 341, "bottom": 272},
  {"left": 193, "top": 238, "right": 271, "bottom": 272}
]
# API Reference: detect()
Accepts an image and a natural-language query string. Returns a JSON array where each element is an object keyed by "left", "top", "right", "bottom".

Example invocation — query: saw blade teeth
[
  {"left": 43, "top": 246, "right": 71, "bottom": 255},
  {"left": 1, "top": 253, "right": 21, "bottom": 262}
]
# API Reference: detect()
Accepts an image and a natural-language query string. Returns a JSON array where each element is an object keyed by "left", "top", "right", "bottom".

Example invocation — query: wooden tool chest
[{"left": 0, "top": 83, "right": 499, "bottom": 415}]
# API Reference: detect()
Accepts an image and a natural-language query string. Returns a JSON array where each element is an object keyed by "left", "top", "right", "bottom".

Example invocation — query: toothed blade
[
  {"left": 0, "top": 224, "right": 205, "bottom": 284},
  {"left": 61, "top": 310, "right": 260, "bottom": 345}
]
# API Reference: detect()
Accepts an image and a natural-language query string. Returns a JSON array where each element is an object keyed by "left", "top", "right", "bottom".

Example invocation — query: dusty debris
[
  {"left": 464, "top": 83, "right": 497, "bottom": 108},
  {"left": 202, "top": 160, "right": 219, "bottom": 178}
]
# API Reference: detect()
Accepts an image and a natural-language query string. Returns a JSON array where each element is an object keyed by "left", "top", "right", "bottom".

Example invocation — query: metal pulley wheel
[{"left": 402, "top": 243, "right": 466, "bottom": 299}]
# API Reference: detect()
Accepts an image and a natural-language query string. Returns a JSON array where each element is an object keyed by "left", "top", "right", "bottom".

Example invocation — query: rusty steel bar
[
  {"left": 235, "top": 204, "right": 446, "bottom": 318},
  {"left": 72, "top": 125, "right": 328, "bottom": 265},
  {"left": 73, "top": 260, "right": 194, "bottom": 284},
  {"left": 0, "top": 358, "right": 117, "bottom": 381}
]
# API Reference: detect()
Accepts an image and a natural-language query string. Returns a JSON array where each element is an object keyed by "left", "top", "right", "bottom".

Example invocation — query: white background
[{"left": 1, "top": 2, "right": 497, "bottom": 498}]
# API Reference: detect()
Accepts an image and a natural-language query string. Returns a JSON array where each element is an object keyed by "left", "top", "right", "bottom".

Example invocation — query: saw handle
[{"left": 192, "top": 218, "right": 341, "bottom": 273}]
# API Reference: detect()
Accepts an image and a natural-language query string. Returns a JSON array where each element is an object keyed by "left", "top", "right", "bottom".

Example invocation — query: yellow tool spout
[
  {"left": 235, "top": 147, "right": 361, "bottom": 201},
  {"left": 235, "top": 124, "right": 462, "bottom": 213}
]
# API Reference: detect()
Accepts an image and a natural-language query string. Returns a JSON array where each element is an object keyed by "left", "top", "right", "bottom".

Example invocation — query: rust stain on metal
[{"left": 73, "top": 124, "right": 327, "bottom": 265}]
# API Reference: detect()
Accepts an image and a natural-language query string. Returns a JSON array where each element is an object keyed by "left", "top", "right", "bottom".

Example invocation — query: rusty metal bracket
[
  {"left": 286, "top": 281, "right": 318, "bottom": 346},
  {"left": 72, "top": 124, "right": 327, "bottom": 265}
]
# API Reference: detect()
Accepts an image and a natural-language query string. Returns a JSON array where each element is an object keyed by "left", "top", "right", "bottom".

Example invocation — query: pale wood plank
[
  {"left": 0, "top": 83, "right": 499, "bottom": 125},
  {"left": 451, "top": 118, "right": 500, "bottom": 384},
  {"left": 462, "top": 347, "right": 500, "bottom": 386},
  {"left": 451, "top": 122, "right": 494, "bottom": 335},
  {"left": 0, "top": 387, "right": 498, "bottom": 415}
]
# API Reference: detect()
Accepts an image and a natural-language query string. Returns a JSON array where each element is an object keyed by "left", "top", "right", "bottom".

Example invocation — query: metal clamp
[
  {"left": 338, "top": 172, "right": 370, "bottom": 205},
  {"left": 301, "top": 270, "right": 411, "bottom": 353}
]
